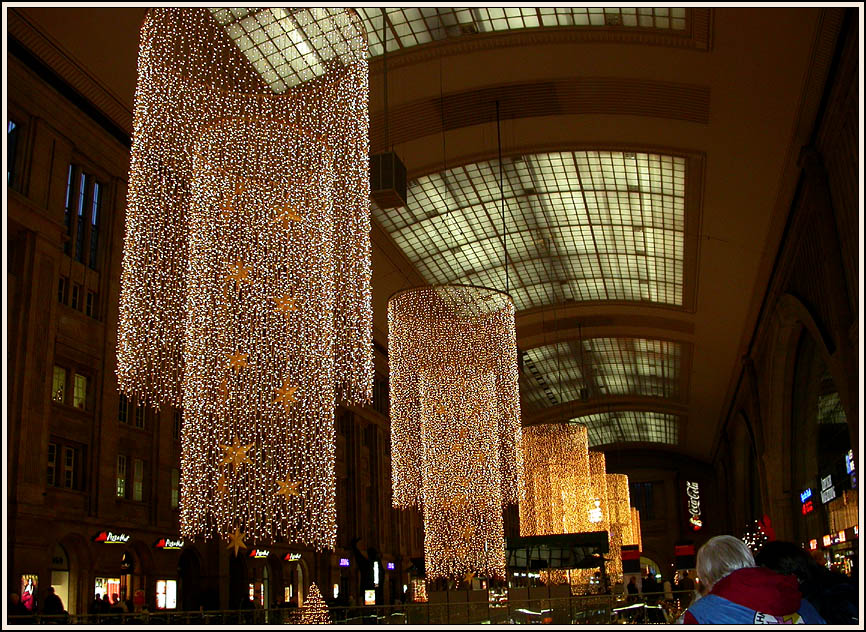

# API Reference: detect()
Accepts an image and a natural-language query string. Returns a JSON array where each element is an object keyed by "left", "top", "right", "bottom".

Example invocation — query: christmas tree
[{"left": 300, "top": 583, "right": 330, "bottom": 624}]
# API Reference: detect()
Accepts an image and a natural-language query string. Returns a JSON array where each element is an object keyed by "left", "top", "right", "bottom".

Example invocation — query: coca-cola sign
[{"left": 685, "top": 481, "right": 702, "bottom": 531}]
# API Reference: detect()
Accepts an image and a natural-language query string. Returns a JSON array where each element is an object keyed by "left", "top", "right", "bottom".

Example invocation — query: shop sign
[
  {"left": 339, "top": 558, "right": 350, "bottom": 567},
  {"left": 248, "top": 549, "right": 269, "bottom": 559},
  {"left": 801, "top": 500, "right": 814, "bottom": 515},
  {"left": 386, "top": 562, "right": 395, "bottom": 570},
  {"left": 283, "top": 552, "right": 302, "bottom": 562},
  {"left": 822, "top": 534, "right": 832, "bottom": 547},
  {"left": 364, "top": 589, "right": 376, "bottom": 606},
  {"left": 685, "top": 481, "right": 702, "bottom": 530},
  {"left": 93, "top": 531, "right": 131, "bottom": 544},
  {"left": 154, "top": 538, "right": 183, "bottom": 550},
  {"left": 845, "top": 450, "right": 855, "bottom": 475},
  {"left": 837, "top": 530, "right": 846, "bottom": 543},
  {"left": 799, "top": 488, "right": 812, "bottom": 503},
  {"left": 820, "top": 475, "right": 836, "bottom": 504},
  {"left": 808, "top": 539, "right": 817, "bottom": 550}
]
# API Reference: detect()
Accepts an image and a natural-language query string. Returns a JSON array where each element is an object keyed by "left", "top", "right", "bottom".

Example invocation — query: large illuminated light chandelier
[
  {"left": 389, "top": 284, "right": 523, "bottom": 580},
  {"left": 520, "top": 423, "right": 593, "bottom": 536},
  {"left": 117, "top": 8, "right": 372, "bottom": 550}
]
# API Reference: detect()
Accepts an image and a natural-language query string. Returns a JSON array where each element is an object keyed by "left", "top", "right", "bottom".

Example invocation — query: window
[
  {"left": 63, "top": 164, "right": 105, "bottom": 269},
  {"left": 75, "top": 172, "right": 86, "bottom": 262},
  {"left": 70, "top": 284, "right": 80, "bottom": 310},
  {"left": 73, "top": 374, "right": 87, "bottom": 410},
  {"left": 85, "top": 291, "right": 97, "bottom": 318},
  {"left": 118, "top": 394, "right": 128, "bottom": 423},
  {"left": 171, "top": 468, "right": 179, "bottom": 508},
  {"left": 52, "top": 366, "right": 66, "bottom": 403},
  {"left": 116, "top": 455, "right": 127, "bottom": 498},
  {"left": 173, "top": 411, "right": 182, "bottom": 441},
  {"left": 58, "top": 276, "right": 68, "bottom": 304},
  {"left": 630, "top": 481, "right": 656, "bottom": 520},
  {"left": 89, "top": 182, "right": 101, "bottom": 269},
  {"left": 133, "top": 459, "right": 144, "bottom": 501},
  {"left": 134, "top": 404, "right": 145, "bottom": 429},
  {"left": 47, "top": 443, "right": 57, "bottom": 486},
  {"left": 64, "top": 165, "right": 73, "bottom": 255},
  {"left": 8, "top": 120, "right": 21, "bottom": 186},
  {"left": 63, "top": 447, "right": 76, "bottom": 489}
]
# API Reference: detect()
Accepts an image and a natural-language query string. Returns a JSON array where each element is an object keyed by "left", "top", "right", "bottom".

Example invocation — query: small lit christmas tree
[{"left": 300, "top": 583, "right": 330, "bottom": 624}]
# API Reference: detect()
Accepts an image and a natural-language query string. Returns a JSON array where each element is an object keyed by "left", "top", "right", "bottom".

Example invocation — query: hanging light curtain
[
  {"left": 389, "top": 284, "right": 522, "bottom": 580},
  {"left": 520, "top": 423, "right": 592, "bottom": 537},
  {"left": 606, "top": 473, "right": 632, "bottom": 583},
  {"left": 117, "top": 8, "right": 372, "bottom": 550}
]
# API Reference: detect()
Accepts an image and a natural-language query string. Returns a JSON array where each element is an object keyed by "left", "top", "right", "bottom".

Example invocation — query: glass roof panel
[
  {"left": 208, "top": 7, "right": 367, "bottom": 92},
  {"left": 212, "top": 8, "right": 688, "bottom": 90},
  {"left": 521, "top": 338, "right": 681, "bottom": 411},
  {"left": 567, "top": 411, "right": 679, "bottom": 446},
  {"left": 373, "top": 151, "right": 687, "bottom": 311}
]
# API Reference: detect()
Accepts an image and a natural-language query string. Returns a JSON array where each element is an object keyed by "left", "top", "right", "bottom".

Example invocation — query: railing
[{"left": 5, "top": 591, "right": 694, "bottom": 626}]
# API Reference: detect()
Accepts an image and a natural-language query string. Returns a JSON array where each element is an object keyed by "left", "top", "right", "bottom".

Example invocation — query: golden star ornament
[
  {"left": 220, "top": 437, "right": 254, "bottom": 470},
  {"left": 226, "top": 525, "right": 247, "bottom": 557}
]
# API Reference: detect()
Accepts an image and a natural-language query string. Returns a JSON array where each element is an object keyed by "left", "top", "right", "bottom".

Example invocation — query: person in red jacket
[{"left": 682, "top": 535, "right": 824, "bottom": 625}]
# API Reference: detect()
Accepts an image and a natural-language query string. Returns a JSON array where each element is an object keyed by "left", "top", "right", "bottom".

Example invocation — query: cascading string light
[
  {"left": 520, "top": 423, "right": 592, "bottom": 591},
  {"left": 520, "top": 423, "right": 592, "bottom": 537},
  {"left": 606, "top": 473, "right": 632, "bottom": 584},
  {"left": 389, "top": 285, "right": 523, "bottom": 581},
  {"left": 569, "top": 450, "right": 614, "bottom": 593},
  {"left": 630, "top": 507, "right": 642, "bottom": 550},
  {"left": 118, "top": 8, "right": 372, "bottom": 550}
]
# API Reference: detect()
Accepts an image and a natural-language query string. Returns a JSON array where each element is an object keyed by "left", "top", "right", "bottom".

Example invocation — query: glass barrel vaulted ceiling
[
  {"left": 569, "top": 411, "right": 680, "bottom": 447},
  {"left": 521, "top": 338, "right": 681, "bottom": 412},
  {"left": 209, "top": 7, "right": 688, "bottom": 91},
  {"left": 373, "top": 151, "right": 686, "bottom": 311}
]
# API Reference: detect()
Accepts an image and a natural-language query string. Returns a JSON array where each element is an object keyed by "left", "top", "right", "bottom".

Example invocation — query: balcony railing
[{"left": 6, "top": 591, "right": 694, "bottom": 625}]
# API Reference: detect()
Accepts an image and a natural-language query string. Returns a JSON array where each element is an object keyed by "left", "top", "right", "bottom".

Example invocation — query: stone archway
[
  {"left": 178, "top": 547, "right": 203, "bottom": 611},
  {"left": 57, "top": 532, "right": 92, "bottom": 616}
]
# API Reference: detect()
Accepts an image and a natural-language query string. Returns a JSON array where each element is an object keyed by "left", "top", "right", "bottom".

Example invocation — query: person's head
[
  {"left": 754, "top": 540, "right": 816, "bottom": 585},
  {"left": 47, "top": 587, "right": 55, "bottom": 595},
  {"left": 696, "top": 535, "right": 755, "bottom": 590}
]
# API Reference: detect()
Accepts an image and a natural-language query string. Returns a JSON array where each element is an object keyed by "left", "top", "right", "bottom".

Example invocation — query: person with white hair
[{"left": 682, "top": 535, "right": 825, "bottom": 624}]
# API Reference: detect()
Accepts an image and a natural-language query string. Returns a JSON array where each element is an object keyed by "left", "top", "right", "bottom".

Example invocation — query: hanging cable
[{"left": 381, "top": 8, "right": 389, "bottom": 151}]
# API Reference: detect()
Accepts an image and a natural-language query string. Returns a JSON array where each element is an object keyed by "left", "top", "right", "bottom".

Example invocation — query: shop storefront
[
  {"left": 283, "top": 551, "right": 308, "bottom": 606},
  {"left": 152, "top": 536, "right": 184, "bottom": 610}
]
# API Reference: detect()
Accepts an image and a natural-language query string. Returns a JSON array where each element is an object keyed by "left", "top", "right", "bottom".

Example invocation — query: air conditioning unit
[{"left": 370, "top": 152, "right": 407, "bottom": 209}]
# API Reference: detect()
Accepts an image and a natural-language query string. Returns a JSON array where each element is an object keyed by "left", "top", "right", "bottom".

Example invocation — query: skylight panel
[
  {"left": 568, "top": 411, "right": 679, "bottom": 446},
  {"left": 520, "top": 338, "right": 681, "bottom": 410},
  {"left": 374, "top": 150, "right": 686, "bottom": 311}
]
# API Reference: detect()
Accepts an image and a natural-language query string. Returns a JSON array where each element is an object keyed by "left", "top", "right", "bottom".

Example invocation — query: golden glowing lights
[
  {"left": 117, "top": 8, "right": 371, "bottom": 549},
  {"left": 388, "top": 285, "right": 522, "bottom": 580},
  {"left": 301, "top": 583, "right": 330, "bottom": 624},
  {"left": 606, "top": 473, "right": 632, "bottom": 583},
  {"left": 520, "top": 423, "right": 593, "bottom": 537}
]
